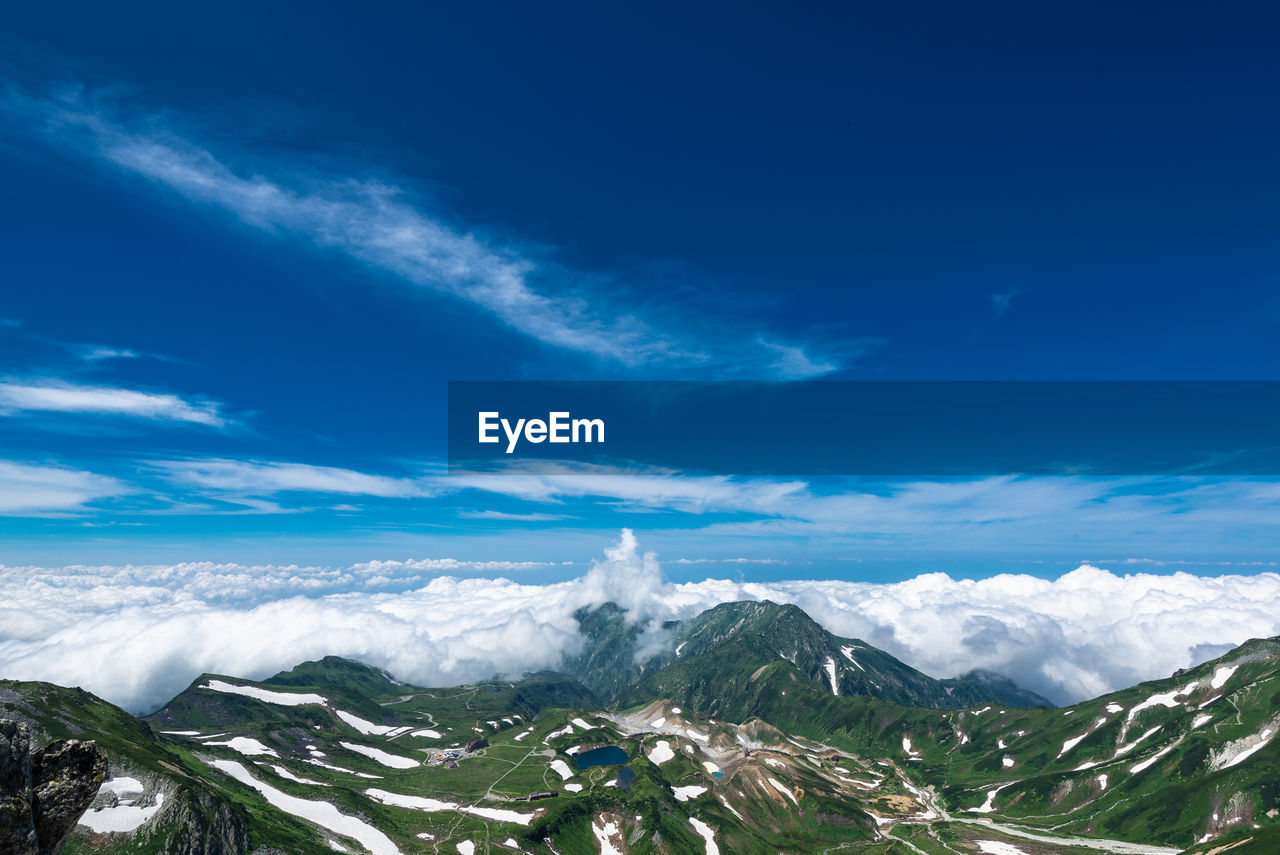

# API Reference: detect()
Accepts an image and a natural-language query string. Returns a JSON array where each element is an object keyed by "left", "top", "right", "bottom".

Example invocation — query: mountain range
[{"left": 1, "top": 599, "right": 1276, "bottom": 855}]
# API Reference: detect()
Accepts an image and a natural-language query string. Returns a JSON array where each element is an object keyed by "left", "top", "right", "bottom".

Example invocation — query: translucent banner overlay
[{"left": 447, "top": 381, "right": 1280, "bottom": 475}]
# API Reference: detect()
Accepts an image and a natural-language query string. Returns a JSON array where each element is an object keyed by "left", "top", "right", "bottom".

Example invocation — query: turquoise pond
[{"left": 573, "top": 746, "right": 628, "bottom": 769}]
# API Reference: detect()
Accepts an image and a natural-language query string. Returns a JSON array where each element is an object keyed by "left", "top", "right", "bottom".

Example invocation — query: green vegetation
[{"left": 4, "top": 601, "right": 1279, "bottom": 854}]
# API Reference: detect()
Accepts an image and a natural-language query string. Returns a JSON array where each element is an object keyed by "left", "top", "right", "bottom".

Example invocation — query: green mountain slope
[
  {"left": 619, "top": 600, "right": 1047, "bottom": 711},
  {"left": 0, "top": 680, "right": 253, "bottom": 855},
  {"left": 940, "top": 668, "right": 1055, "bottom": 708},
  {"left": 3, "top": 602, "right": 1277, "bottom": 855},
  {"left": 266, "top": 655, "right": 406, "bottom": 698},
  {"left": 2, "top": 660, "right": 890, "bottom": 854},
  {"left": 621, "top": 624, "right": 1280, "bottom": 851}
]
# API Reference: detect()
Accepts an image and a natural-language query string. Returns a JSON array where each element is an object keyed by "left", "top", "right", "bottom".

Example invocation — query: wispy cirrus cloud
[
  {"left": 3, "top": 84, "right": 845, "bottom": 378},
  {"left": 0, "top": 379, "right": 225, "bottom": 426},
  {"left": 77, "top": 345, "right": 141, "bottom": 362},
  {"left": 669, "top": 557, "right": 789, "bottom": 565},
  {"left": 458, "top": 510, "right": 575, "bottom": 522},
  {"left": 135, "top": 455, "right": 1280, "bottom": 556},
  {"left": 0, "top": 460, "right": 129, "bottom": 515},
  {"left": 154, "top": 458, "right": 434, "bottom": 498}
]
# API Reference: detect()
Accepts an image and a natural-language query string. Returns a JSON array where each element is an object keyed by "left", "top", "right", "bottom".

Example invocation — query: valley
[{"left": 1, "top": 601, "right": 1276, "bottom": 855}]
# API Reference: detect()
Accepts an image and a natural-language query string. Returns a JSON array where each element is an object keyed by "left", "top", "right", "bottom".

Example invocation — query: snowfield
[
  {"left": 673, "top": 785, "right": 708, "bottom": 802},
  {"left": 1058, "top": 733, "right": 1086, "bottom": 757},
  {"left": 365, "top": 789, "right": 536, "bottom": 825},
  {"left": 1211, "top": 665, "right": 1238, "bottom": 689},
  {"left": 1212, "top": 726, "right": 1276, "bottom": 770},
  {"left": 591, "top": 817, "right": 623, "bottom": 855},
  {"left": 270, "top": 764, "right": 329, "bottom": 786},
  {"left": 975, "top": 842, "right": 1030, "bottom": 855},
  {"left": 1115, "top": 726, "right": 1162, "bottom": 757},
  {"left": 304, "top": 756, "right": 383, "bottom": 779},
  {"left": 339, "top": 741, "right": 419, "bottom": 769},
  {"left": 967, "top": 783, "right": 1014, "bottom": 814},
  {"left": 336, "top": 710, "right": 403, "bottom": 736},
  {"left": 99, "top": 776, "right": 144, "bottom": 796},
  {"left": 767, "top": 778, "right": 798, "bottom": 805},
  {"left": 840, "top": 645, "right": 865, "bottom": 671},
  {"left": 209, "top": 760, "right": 401, "bottom": 855},
  {"left": 689, "top": 817, "right": 720, "bottom": 855},
  {"left": 543, "top": 724, "right": 574, "bottom": 742},
  {"left": 1131, "top": 742, "right": 1178, "bottom": 774},
  {"left": 205, "top": 736, "right": 278, "bottom": 757},
  {"left": 549, "top": 759, "right": 574, "bottom": 780},
  {"left": 1125, "top": 681, "right": 1197, "bottom": 729},
  {"left": 647, "top": 740, "right": 674, "bottom": 765},
  {"left": 79, "top": 792, "right": 165, "bottom": 833},
  {"left": 202, "top": 680, "right": 327, "bottom": 707}
]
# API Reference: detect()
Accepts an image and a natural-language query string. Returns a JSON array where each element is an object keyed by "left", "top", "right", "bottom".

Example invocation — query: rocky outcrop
[
  {"left": 0, "top": 718, "right": 107, "bottom": 855},
  {"left": 148, "top": 786, "right": 252, "bottom": 855},
  {"left": 1, "top": 719, "right": 38, "bottom": 855}
]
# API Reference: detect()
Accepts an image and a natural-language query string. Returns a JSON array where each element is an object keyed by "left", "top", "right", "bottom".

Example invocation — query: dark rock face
[
  {"left": 0, "top": 718, "right": 107, "bottom": 855},
  {"left": 0, "top": 719, "right": 38, "bottom": 855},
  {"left": 32, "top": 739, "right": 108, "bottom": 853},
  {"left": 162, "top": 788, "right": 253, "bottom": 855}
]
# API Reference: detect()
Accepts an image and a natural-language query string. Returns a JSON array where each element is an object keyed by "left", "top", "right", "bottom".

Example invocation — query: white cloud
[
  {"left": 458, "top": 510, "right": 574, "bottom": 521},
  {"left": 669, "top": 557, "right": 789, "bottom": 565},
  {"left": 79, "top": 346, "right": 140, "bottom": 361},
  {"left": 349, "top": 558, "right": 565, "bottom": 574},
  {"left": 1, "top": 530, "right": 1277, "bottom": 713},
  {"left": 0, "top": 460, "right": 130, "bottom": 515},
  {"left": 0, "top": 380, "right": 224, "bottom": 426},
  {"left": 4, "top": 86, "right": 840, "bottom": 379},
  {"left": 445, "top": 466, "right": 1280, "bottom": 548},
  {"left": 444, "top": 463, "right": 811, "bottom": 513},
  {"left": 155, "top": 458, "right": 432, "bottom": 498},
  {"left": 757, "top": 338, "right": 838, "bottom": 379}
]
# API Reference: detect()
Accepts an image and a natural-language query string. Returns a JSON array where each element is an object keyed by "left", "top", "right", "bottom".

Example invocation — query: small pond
[
  {"left": 615, "top": 766, "right": 636, "bottom": 791},
  {"left": 574, "top": 745, "right": 628, "bottom": 769}
]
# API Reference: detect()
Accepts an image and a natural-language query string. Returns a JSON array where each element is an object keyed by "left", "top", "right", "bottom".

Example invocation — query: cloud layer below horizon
[{"left": 2, "top": 530, "right": 1276, "bottom": 713}]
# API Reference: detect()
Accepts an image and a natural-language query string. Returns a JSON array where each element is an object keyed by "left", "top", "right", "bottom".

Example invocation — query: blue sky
[{"left": 3, "top": 3, "right": 1280, "bottom": 580}]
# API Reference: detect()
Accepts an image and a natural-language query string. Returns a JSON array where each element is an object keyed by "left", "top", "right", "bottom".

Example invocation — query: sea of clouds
[{"left": 2, "top": 529, "right": 1277, "bottom": 713}]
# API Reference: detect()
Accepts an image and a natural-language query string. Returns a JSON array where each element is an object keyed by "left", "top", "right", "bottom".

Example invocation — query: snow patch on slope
[
  {"left": 210, "top": 760, "right": 400, "bottom": 855},
  {"left": 689, "top": 817, "right": 720, "bottom": 855},
  {"left": 339, "top": 741, "right": 418, "bottom": 769},
  {"left": 1212, "top": 726, "right": 1276, "bottom": 770},
  {"left": 648, "top": 740, "right": 674, "bottom": 765},
  {"left": 203, "top": 680, "right": 327, "bottom": 707},
  {"left": 79, "top": 792, "right": 165, "bottom": 833}
]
